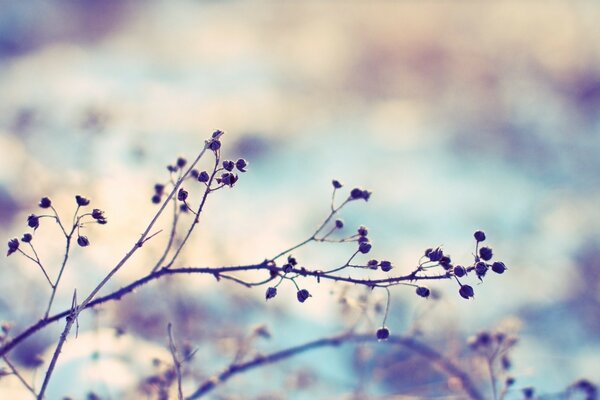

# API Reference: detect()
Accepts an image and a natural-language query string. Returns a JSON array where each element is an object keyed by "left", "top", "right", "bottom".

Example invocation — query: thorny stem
[
  {"left": 37, "top": 305, "right": 78, "bottom": 399},
  {"left": 185, "top": 332, "right": 484, "bottom": 400},
  {"left": 0, "top": 263, "right": 454, "bottom": 358}
]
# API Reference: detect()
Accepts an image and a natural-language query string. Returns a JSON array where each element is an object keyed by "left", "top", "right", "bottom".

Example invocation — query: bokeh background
[{"left": 1, "top": 1, "right": 599, "bottom": 399}]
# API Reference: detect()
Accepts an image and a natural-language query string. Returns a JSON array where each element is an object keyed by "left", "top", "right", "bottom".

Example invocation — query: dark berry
[
  {"left": 475, "top": 261, "right": 488, "bottom": 277},
  {"left": 39, "top": 197, "right": 52, "bottom": 209},
  {"left": 287, "top": 255, "right": 297, "bottom": 266},
  {"left": 27, "top": 214, "right": 40, "bottom": 229},
  {"left": 7, "top": 239, "right": 19, "bottom": 256},
  {"left": 357, "top": 236, "right": 369, "bottom": 244},
  {"left": 221, "top": 173, "right": 238, "bottom": 186},
  {"left": 208, "top": 140, "right": 221, "bottom": 151},
  {"left": 177, "top": 188, "right": 188, "bottom": 201},
  {"left": 176, "top": 157, "right": 187, "bottom": 168},
  {"left": 212, "top": 130, "right": 224, "bottom": 139},
  {"left": 332, "top": 180, "right": 342, "bottom": 189},
  {"left": 428, "top": 247, "right": 443, "bottom": 262},
  {"left": 479, "top": 246, "right": 493, "bottom": 261},
  {"left": 75, "top": 195, "right": 90, "bottom": 206},
  {"left": 416, "top": 286, "right": 430, "bottom": 298},
  {"left": 358, "top": 242, "right": 372, "bottom": 254},
  {"left": 459, "top": 284, "right": 474, "bottom": 299},
  {"left": 361, "top": 190, "right": 372, "bottom": 201},
  {"left": 77, "top": 236, "right": 90, "bottom": 247},
  {"left": 335, "top": 219, "right": 344, "bottom": 229},
  {"left": 380, "top": 260, "right": 393, "bottom": 272},
  {"left": 297, "top": 289, "right": 311, "bottom": 303},
  {"left": 453, "top": 265, "right": 466, "bottom": 277},
  {"left": 91, "top": 209, "right": 105, "bottom": 221},
  {"left": 265, "top": 287, "right": 277, "bottom": 300},
  {"left": 439, "top": 255, "right": 452, "bottom": 269},
  {"left": 190, "top": 169, "right": 199, "bottom": 178},
  {"left": 198, "top": 171, "right": 210, "bottom": 183},
  {"left": 350, "top": 188, "right": 364, "bottom": 200},
  {"left": 376, "top": 327, "right": 390, "bottom": 340},
  {"left": 505, "top": 377, "right": 515, "bottom": 386},
  {"left": 358, "top": 226, "right": 368, "bottom": 237},
  {"left": 491, "top": 261, "right": 506, "bottom": 274},
  {"left": 167, "top": 165, "right": 178, "bottom": 173},
  {"left": 424, "top": 248, "right": 433, "bottom": 257},
  {"left": 180, "top": 204, "right": 188, "bottom": 213},
  {"left": 21, "top": 233, "right": 33, "bottom": 243},
  {"left": 522, "top": 388, "right": 534, "bottom": 399},
  {"left": 151, "top": 194, "right": 161, "bottom": 204},
  {"left": 367, "top": 259, "right": 378, "bottom": 269},
  {"left": 154, "top": 184, "right": 165, "bottom": 194},
  {"left": 223, "top": 160, "right": 235, "bottom": 171},
  {"left": 235, "top": 159, "right": 248, "bottom": 172},
  {"left": 474, "top": 230, "right": 486, "bottom": 242}
]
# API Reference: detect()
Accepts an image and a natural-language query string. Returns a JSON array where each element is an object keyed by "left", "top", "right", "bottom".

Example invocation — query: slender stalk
[
  {"left": 2, "top": 355, "right": 37, "bottom": 397},
  {"left": 186, "top": 333, "right": 484, "bottom": 400}
]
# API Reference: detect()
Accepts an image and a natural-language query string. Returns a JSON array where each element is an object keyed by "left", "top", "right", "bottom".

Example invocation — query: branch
[{"left": 185, "top": 332, "right": 484, "bottom": 400}]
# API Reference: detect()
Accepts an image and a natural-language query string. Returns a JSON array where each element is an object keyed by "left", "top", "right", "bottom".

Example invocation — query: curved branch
[
  {"left": 0, "top": 262, "right": 455, "bottom": 358},
  {"left": 186, "top": 332, "right": 484, "bottom": 400}
]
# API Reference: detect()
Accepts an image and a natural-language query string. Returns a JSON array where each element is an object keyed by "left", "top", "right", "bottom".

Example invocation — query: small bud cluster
[{"left": 7, "top": 195, "right": 107, "bottom": 256}]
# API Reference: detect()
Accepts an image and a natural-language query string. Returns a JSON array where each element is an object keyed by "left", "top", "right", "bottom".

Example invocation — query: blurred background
[{"left": 1, "top": 1, "right": 599, "bottom": 399}]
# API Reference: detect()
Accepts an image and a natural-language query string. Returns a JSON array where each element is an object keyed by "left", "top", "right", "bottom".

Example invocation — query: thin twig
[
  {"left": 168, "top": 323, "right": 184, "bottom": 400},
  {"left": 2, "top": 355, "right": 37, "bottom": 397},
  {"left": 185, "top": 332, "right": 484, "bottom": 400}
]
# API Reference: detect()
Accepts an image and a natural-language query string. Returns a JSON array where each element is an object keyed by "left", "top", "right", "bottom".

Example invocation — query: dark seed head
[
  {"left": 21, "top": 233, "right": 33, "bottom": 243},
  {"left": 208, "top": 140, "right": 221, "bottom": 151},
  {"left": 335, "top": 219, "right": 344, "bottom": 229},
  {"left": 176, "top": 157, "right": 187, "bottom": 168},
  {"left": 223, "top": 160, "right": 235, "bottom": 171},
  {"left": 75, "top": 195, "right": 90, "bottom": 206},
  {"left": 154, "top": 184, "right": 165, "bottom": 194},
  {"left": 416, "top": 286, "right": 430, "bottom": 298},
  {"left": 77, "top": 236, "right": 90, "bottom": 247},
  {"left": 27, "top": 214, "right": 40, "bottom": 229},
  {"left": 453, "top": 265, "right": 466, "bottom": 277},
  {"left": 474, "top": 230, "right": 486, "bottom": 242},
  {"left": 265, "top": 287, "right": 277, "bottom": 300},
  {"left": 428, "top": 247, "right": 443, "bottom": 262},
  {"left": 235, "top": 159, "right": 248, "bottom": 172},
  {"left": 177, "top": 188, "right": 188, "bottom": 201},
  {"left": 39, "top": 197, "right": 52, "bottom": 209},
  {"left": 491, "top": 261, "right": 506, "bottom": 274},
  {"left": 479, "top": 246, "right": 493, "bottom": 261},
  {"left": 7, "top": 238, "right": 19, "bottom": 256},
  {"left": 332, "top": 180, "right": 342, "bottom": 189},
  {"left": 198, "top": 171, "right": 210, "bottom": 183},
  {"left": 350, "top": 188, "right": 364, "bottom": 200},
  {"left": 380, "top": 260, "right": 393, "bottom": 272},
  {"left": 358, "top": 226, "right": 368, "bottom": 237},
  {"left": 459, "top": 284, "right": 474, "bottom": 299},
  {"left": 376, "top": 327, "right": 390, "bottom": 340},
  {"left": 358, "top": 242, "right": 372, "bottom": 254},
  {"left": 151, "top": 194, "right": 162, "bottom": 204},
  {"left": 297, "top": 289, "right": 311, "bottom": 303}
]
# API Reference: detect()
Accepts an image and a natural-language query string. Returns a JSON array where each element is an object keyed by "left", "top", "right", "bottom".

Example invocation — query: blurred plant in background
[{"left": 1, "top": 1, "right": 599, "bottom": 399}]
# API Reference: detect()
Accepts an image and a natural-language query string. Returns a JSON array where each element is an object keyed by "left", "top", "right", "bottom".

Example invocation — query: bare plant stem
[
  {"left": 0, "top": 261, "right": 456, "bottom": 358},
  {"left": 186, "top": 332, "right": 484, "bottom": 400},
  {"left": 2, "top": 355, "right": 37, "bottom": 397},
  {"left": 168, "top": 323, "right": 184, "bottom": 400}
]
